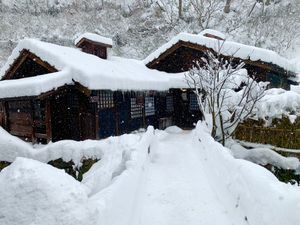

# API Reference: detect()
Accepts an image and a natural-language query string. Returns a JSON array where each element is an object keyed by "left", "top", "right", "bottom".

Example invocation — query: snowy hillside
[
  {"left": 0, "top": 0, "right": 299, "bottom": 67},
  {"left": 1, "top": 124, "right": 300, "bottom": 225}
]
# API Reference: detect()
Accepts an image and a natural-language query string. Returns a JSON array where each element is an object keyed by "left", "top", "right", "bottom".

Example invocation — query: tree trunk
[
  {"left": 224, "top": 0, "right": 232, "bottom": 13},
  {"left": 179, "top": 0, "right": 183, "bottom": 18},
  {"left": 219, "top": 114, "right": 225, "bottom": 146}
]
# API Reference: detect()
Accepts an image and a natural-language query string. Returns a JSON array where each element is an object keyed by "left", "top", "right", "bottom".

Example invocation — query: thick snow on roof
[
  {"left": 0, "top": 39, "right": 187, "bottom": 98},
  {"left": 144, "top": 32, "right": 296, "bottom": 73},
  {"left": 198, "top": 29, "right": 226, "bottom": 40},
  {"left": 74, "top": 32, "right": 113, "bottom": 46},
  {"left": 0, "top": 70, "right": 73, "bottom": 99}
]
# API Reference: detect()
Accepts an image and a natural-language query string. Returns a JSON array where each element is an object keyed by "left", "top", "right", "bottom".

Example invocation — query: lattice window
[
  {"left": 67, "top": 93, "right": 80, "bottom": 109},
  {"left": 145, "top": 97, "right": 155, "bottom": 116},
  {"left": 189, "top": 93, "right": 199, "bottom": 111},
  {"left": 34, "top": 100, "right": 46, "bottom": 121},
  {"left": 131, "top": 98, "right": 143, "bottom": 119},
  {"left": 99, "top": 91, "right": 114, "bottom": 109},
  {"left": 8, "top": 101, "right": 31, "bottom": 113},
  {"left": 166, "top": 96, "right": 174, "bottom": 112}
]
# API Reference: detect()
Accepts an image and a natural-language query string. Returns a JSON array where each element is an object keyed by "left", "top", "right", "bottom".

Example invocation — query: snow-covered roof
[
  {"left": 0, "top": 39, "right": 187, "bottom": 98},
  {"left": 198, "top": 29, "right": 226, "bottom": 40},
  {"left": 74, "top": 33, "right": 113, "bottom": 47},
  {"left": 144, "top": 32, "right": 297, "bottom": 73}
]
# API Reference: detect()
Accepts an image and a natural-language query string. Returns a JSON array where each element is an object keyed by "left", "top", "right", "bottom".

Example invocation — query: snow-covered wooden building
[
  {"left": 144, "top": 29, "right": 297, "bottom": 89},
  {"left": 0, "top": 34, "right": 200, "bottom": 143},
  {"left": 0, "top": 30, "right": 297, "bottom": 143}
]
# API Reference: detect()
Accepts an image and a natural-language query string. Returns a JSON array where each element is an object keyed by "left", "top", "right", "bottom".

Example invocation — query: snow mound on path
[
  {"left": 164, "top": 126, "right": 183, "bottom": 134},
  {"left": 0, "top": 157, "right": 95, "bottom": 225}
]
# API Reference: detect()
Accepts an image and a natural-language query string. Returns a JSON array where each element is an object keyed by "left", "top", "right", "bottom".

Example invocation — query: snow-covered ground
[{"left": 1, "top": 124, "right": 300, "bottom": 225}]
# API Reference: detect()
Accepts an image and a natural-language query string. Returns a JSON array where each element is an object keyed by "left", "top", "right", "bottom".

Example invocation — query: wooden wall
[
  {"left": 78, "top": 41, "right": 108, "bottom": 59},
  {"left": 149, "top": 45, "right": 206, "bottom": 73},
  {"left": 6, "top": 100, "right": 33, "bottom": 141},
  {"left": 0, "top": 88, "right": 202, "bottom": 143}
]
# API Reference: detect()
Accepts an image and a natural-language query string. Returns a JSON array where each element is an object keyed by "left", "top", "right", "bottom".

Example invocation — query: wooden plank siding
[{"left": 6, "top": 100, "right": 34, "bottom": 141}]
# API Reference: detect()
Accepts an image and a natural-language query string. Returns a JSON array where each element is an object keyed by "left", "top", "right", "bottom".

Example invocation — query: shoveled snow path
[{"left": 135, "top": 131, "right": 233, "bottom": 225}]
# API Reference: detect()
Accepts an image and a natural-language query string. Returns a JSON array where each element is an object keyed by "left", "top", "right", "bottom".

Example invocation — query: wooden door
[{"left": 80, "top": 111, "right": 96, "bottom": 140}]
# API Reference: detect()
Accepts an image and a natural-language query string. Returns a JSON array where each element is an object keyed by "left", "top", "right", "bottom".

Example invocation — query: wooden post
[
  {"left": 31, "top": 100, "right": 37, "bottom": 144},
  {"left": 3, "top": 101, "right": 8, "bottom": 130},
  {"left": 95, "top": 91, "right": 100, "bottom": 140},
  {"left": 45, "top": 100, "right": 52, "bottom": 143}
]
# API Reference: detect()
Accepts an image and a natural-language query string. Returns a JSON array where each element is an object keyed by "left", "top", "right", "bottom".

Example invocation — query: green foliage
[
  {"left": 0, "top": 161, "right": 10, "bottom": 172},
  {"left": 0, "top": 158, "right": 99, "bottom": 181},
  {"left": 271, "top": 166, "right": 300, "bottom": 185},
  {"left": 48, "top": 158, "right": 99, "bottom": 181}
]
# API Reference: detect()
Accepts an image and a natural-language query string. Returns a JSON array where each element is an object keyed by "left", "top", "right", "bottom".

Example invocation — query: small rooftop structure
[
  {"left": 75, "top": 33, "right": 113, "bottom": 59},
  {"left": 198, "top": 29, "right": 226, "bottom": 41}
]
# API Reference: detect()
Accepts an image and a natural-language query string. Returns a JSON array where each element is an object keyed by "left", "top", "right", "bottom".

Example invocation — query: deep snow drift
[
  {"left": 0, "top": 157, "right": 94, "bottom": 225},
  {"left": 1, "top": 125, "right": 300, "bottom": 225}
]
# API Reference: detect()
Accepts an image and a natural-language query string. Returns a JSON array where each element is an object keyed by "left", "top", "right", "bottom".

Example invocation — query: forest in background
[{"left": 0, "top": 0, "right": 299, "bottom": 66}]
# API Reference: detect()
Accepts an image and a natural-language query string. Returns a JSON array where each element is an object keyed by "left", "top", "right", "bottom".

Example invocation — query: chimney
[
  {"left": 75, "top": 33, "right": 113, "bottom": 59},
  {"left": 198, "top": 29, "right": 226, "bottom": 41}
]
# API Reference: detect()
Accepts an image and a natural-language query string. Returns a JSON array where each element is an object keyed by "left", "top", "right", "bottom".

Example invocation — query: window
[
  {"left": 189, "top": 93, "right": 199, "bottom": 111},
  {"left": 131, "top": 98, "right": 143, "bottom": 119},
  {"left": 99, "top": 91, "right": 114, "bottom": 109},
  {"left": 8, "top": 101, "right": 31, "bottom": 113},
  {"left": 145, "top": 97, "right": 155, "bottom": 116},
  {"left": 34, "top": 100, "right": 46, "bottom": 121},
  {"left": 166, "top": 96, "right": 174, "bottom": 112},
  {"left": 67, "top": 93, "right": 79, "bottom": 109}
]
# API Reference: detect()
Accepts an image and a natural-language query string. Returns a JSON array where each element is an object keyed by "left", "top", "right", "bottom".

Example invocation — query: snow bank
[
  {"left": 75, "top": 32, "right": 113, "bottom": 46},
  {"left": 88, "top": 126, "right": 155, "bottom": 225},
  {"left": 0, "top": 126, "right": 140, "bottom": 167},
  {"left": 144, "top": 32, "right": 296, "bottom": 73},
  {"left": 227, "top": 139, "right": 300, "bottom": 170},
  {"left": 193, "top": 122, "right": 300, "bottom": 225},
  {"left": 0, "top": 38, "right": 188, "bottom": 98},
  {"left": 0, "top": 157, "right": 94, "bottom": 225},
  {"left": 0, "top": 127, "right": 155, "bottom": 225}
]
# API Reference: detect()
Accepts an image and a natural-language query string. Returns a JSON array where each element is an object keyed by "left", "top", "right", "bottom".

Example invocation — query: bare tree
[
  {"left": 185, "top": 44, "right": 267, "bottom": 145},
  {"left": 190, "top": 0, "right": 223, "bottom": 29}
]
